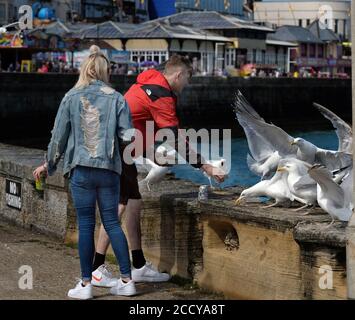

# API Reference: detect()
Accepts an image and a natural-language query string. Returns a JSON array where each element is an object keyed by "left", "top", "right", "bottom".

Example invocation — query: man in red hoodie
[{"left": 91, "top": 55, "right": 225, "bottom": 285}]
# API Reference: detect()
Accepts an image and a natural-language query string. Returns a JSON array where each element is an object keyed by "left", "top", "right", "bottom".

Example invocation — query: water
[{"left": 170, "top": 130, "right": 339, "bottom": 188}]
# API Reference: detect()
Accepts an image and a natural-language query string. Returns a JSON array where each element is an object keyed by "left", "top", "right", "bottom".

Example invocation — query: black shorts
[{"left": 119, "top": 161, "right": 142, "bottom": 205}]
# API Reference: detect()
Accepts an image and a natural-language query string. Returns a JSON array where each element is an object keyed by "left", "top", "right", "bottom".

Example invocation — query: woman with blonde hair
[{"left": 33, "top": 45, "right": 136, "bottom": 299}]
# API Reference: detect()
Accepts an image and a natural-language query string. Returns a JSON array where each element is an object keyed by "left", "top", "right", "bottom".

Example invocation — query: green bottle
[{"left": 35, "top": 172, "right": 46, "bottom": 191}]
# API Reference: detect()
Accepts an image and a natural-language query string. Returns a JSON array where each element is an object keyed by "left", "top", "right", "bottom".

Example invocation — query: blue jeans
[{"left": 69, "top": 165, "right": 131, "bottom": 281}]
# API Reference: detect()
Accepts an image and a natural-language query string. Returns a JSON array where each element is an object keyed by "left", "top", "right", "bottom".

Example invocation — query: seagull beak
[
  {"left": 277, "top": 166, "right": 286, "bottom": 172},
  {"left": 290, "top": 140, "right": 297, "bottom": 146},
  {"left": 235, "top": 196, "right": 245, "bottom": 206}
]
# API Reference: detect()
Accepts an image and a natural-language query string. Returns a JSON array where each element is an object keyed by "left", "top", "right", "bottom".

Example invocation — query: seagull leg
[
  {"left": 292, "top": 204, "right": 310, "bottom": 212},
  {"left": 264, "top": 201, "right": 279, "bottom": 209},
  {"left": 146, "top": 182, "right": 151, "bottom": 191},
  {"left": 321, "top": 218, "right": 336, "bottom": 230},
  {"left": 299, "top": 205, "right": 317, "bottom": 216}
]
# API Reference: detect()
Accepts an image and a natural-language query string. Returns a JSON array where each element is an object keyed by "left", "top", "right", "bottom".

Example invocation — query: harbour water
[
  {"left": 0, "top": 130, "right": 339, "bottom": 189},
  {"left": 171, "top": 130, "right": 339, "bottom": 188}
]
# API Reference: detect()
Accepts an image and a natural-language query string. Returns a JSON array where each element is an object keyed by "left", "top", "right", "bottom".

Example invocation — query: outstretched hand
[{"left": 201, "top": 164, "right": 226, "bottom": 183}]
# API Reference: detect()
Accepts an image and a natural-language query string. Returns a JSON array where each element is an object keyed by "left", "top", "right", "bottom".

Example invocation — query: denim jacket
[{"left": 46, "top": 80, "right": 133, "bottom": 177}]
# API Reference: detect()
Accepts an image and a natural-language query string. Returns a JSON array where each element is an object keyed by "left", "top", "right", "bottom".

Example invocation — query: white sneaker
[
  {"left": 110, "top": 278, "right": 136, "bottom": 296},
  {"left": 91, "top": 265, "right": 118, "bottom": 288},
  {"left": 68, "top": 279, "right": 93, "bottom": 300},
  {"left": 132, "top": 262, "right": 171, "bottom": 282}
]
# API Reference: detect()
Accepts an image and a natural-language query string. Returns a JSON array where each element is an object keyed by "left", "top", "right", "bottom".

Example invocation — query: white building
[{"left": 253, "top": 0, "right": 351, "bottom": 40}]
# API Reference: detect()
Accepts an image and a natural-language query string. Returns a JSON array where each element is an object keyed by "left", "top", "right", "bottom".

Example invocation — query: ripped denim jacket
[{"left": 45, "top": 80, "right": 133, "bottom": 177}]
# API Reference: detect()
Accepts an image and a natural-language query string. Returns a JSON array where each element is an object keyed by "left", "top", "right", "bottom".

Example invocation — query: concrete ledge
[{"left": 0, "top": 143, "right": 348, "bottom": 299}]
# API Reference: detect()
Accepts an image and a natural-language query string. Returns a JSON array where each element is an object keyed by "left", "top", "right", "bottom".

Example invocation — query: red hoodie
[{"left": 124, "top": 69, "right": 179, "bottom": 152}]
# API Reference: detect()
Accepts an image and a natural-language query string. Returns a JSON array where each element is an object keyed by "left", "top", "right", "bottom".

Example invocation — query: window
[
  {"left": 300, "top": 44, "right": 307, "bottom": 57},
  {"left": 261, "top": 50, "right": 266, "bottom": 64},
  {"left": 318, "top": 44, "right": 324, "bottom": 58},
  {"left": 306, "top": 19, "right": 310, "bottom": 26},
  {"left": 309, "top": 44, "right": 316, "bottom": 58},
  {"left": 225, "top": 48, "right": 236, "bottom": 67},
  {"left": 298, "top": 19, "right": 302, "bottom": 27},
  {"left": 334, "top": 19, "right": 338, "bottom": 34},
  {"left": 130, "top": 50, "right": 169, "bottom": 65},
  {"left": 0, "top": 3, "right": 6, "bottom": 23}
]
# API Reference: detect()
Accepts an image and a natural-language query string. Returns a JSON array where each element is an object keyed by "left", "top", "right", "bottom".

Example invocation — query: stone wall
[{"left": 0, "top": 143, "right": 349, "bottom": 299}]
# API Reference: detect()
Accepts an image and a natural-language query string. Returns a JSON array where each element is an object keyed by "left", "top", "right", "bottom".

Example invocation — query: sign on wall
[
  {"left": 5, "top": 179, "right": 22, "bottom": 210},
  {"left": 110, "top": 50, "right": 130, "bottom": 64}
]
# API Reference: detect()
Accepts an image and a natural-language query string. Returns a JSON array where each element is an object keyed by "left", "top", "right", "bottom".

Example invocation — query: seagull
[
  {"left": 313, "top": 102, "right": 352, "bottom": 153},
  {"left": 308, "top": 164, "right": 353, "bottom": 227},
  {"left": 233, "top": 91, "right": 299, "bottom": 179},
  {"left": 235, "top": 169, "right": 294, "bottom": 208},
  {"left": 134, "top": 156, "right": 169, "bottom": 191},
  {"left": 276, "top": 158, "right": 318, "bottom": 212},
  {"left": 155, "top": 144, "right": 178, "bottom": 165},
  {"left": 155, "top": 144, "right": 227, "bottom": 188},
  {"left": 233, "top": 91, "right": 352, "bottom": 176}
]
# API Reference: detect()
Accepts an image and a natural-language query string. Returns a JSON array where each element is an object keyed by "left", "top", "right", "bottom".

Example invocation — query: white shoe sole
[
  {"left": 91, "top": 280, "right": 117, "bottom": 288},
  {"left": 67, "top": 292, "right": 93, "bottom": 300},
  {"left": 132, "top": 276, "right": 171, "bottom": 283},
  {"left": 110, "top": 289, "right": 137, "bottom": 297}
]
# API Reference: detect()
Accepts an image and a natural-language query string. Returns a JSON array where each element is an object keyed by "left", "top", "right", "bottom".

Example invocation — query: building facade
[
  {"left": 268, "top": 21, "right": 351, "bottom": 75},
  {"left": 253, "top": 0, "right": 351, "bottom": 41},
  {"left": 175, "top": 0, "right": 245, "bottom": 17}
]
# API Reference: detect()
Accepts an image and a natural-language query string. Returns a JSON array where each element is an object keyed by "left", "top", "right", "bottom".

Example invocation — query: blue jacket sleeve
[
  {"left": 117, "top": 98, "right": 133, "bottom": 143},
  {"left": 45, "top": 95, "right": 71, "bottom": 176}
]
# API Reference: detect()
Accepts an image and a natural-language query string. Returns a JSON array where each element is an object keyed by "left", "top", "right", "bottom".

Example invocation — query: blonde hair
[{"left": 74, "top": 45, "right": 111, "bottom": 89}]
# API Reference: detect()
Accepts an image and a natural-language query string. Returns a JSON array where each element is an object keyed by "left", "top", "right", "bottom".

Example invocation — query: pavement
[{"left": 0, "top": 218, "right": 223, "bottom": 300}]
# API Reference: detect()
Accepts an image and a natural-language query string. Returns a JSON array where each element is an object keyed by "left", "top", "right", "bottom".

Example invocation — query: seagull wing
[
  {"left": 313, "top": 103, "right": 352, "bottom": 153},
  {"left": 233, "top": 91, "right": 265, "bottom": 121},
  {"left": 308, "top": 165, "right": 344, "bottom": 208},
  {"left": 315, "top": 149, "right": 353, "bottom": 171},
  {"left": 133, "top": 156, "right": 158, "bottom": 172},
  {"left": 237, "top": 110, "right": 297, "bottom": 156},
  {"left": 233, "top": 93, "right": 297, "bottom": 157},
  {"left": 239, "top": 122, "right": 275, "bottom": 160},
  {"left": 340, "top": 169, "right": 353, "bottom": 208},
  {"left": 292, "top": 174, "right": 317, "bottom": 191}
]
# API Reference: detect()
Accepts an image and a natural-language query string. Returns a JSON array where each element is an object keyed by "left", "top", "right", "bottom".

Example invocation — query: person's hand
[
  {"left": 201, "top": 164, "right": 226, "bottom": 183},
  {"left": 33, "top": 164, "right": 47, "bottom": 181}
]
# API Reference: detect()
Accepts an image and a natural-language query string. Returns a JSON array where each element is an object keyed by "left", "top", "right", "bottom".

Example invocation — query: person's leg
[
  {"left": 94, "top": 198, "right": 145, "bottom": 269},
  {"left": 93, "top": 203, "right": 126, "bottom": 271},
  {"left": 69, "top": 167, "right": 96, "bottom": 285},
  {"left": 93, "top": 161, "right": 144, "bottom": 269},
  {"left": 124, "top": 199, "right": 146, "bottom": 268},
  {"left": 96, "top": 170, "right": 131, "bottom": 281}
]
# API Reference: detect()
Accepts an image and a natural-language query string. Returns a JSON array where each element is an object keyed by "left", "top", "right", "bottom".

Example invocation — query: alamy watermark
[
  {"left": 18, "top": 265, "right": 33, "bottom": 290},
  {"left": 18, "top": 5, "right": 33, "bottom": 30},
  {"left": 121, "top": 122, "right": 232, "bottom": 175},
  {"left": 0, "top": 6, "right": 33, "bottom": 31},
  {"left": 319, "top": 265, "right": 333, "bottom": 290}
]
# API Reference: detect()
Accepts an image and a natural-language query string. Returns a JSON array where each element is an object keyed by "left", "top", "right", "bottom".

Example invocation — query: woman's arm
[{"left": 45, "top": 95, "right": 71, "bottom": 176}]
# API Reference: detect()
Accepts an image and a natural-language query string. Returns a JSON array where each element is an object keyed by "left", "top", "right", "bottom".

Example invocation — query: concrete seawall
[
  {"left": 0, "top": 143, "right": 348, "bottom": 299},
  {"left": 0, "top": 73, "right": 351, "bottom": 148}
]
